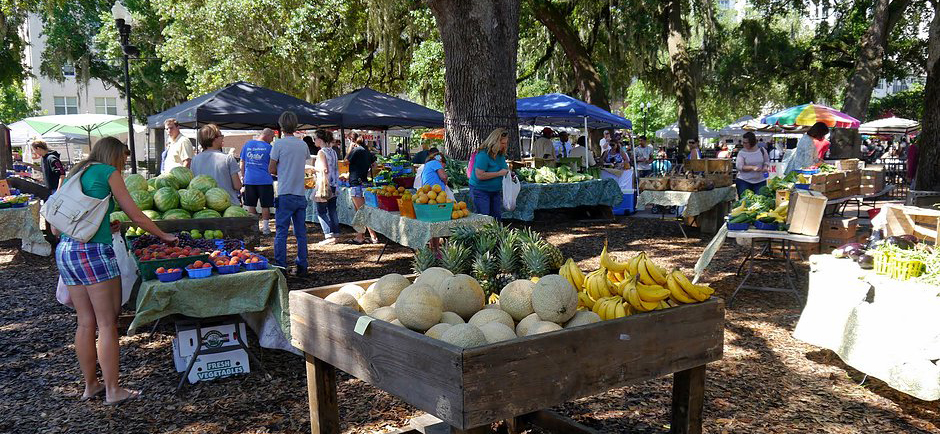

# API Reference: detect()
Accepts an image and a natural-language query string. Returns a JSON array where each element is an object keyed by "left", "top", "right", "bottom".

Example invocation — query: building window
[
  {"left": 53, "top": 96, "right": 79, "bottom": 115},
  {"left": 62, "top": 63, "right": 75, "bottom": 77},
  {"left": 95, "top": 97, "right": 118, "bottom": 115}
]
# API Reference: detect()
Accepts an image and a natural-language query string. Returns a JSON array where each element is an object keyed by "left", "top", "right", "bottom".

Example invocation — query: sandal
[
  {"left": 80, "top": 385, "right": 106, "bottom": 401},
  {"left": 105, "top": 390, "right": 142, "bottom": 407}
]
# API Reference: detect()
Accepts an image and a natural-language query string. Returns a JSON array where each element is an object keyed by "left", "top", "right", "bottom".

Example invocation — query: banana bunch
[
  {"left": 599, "top": 241, "right": 629, "bottom": 274},
  {"left": 584, "top": 267, "right": 615, "bottom": 300},
  {"left": 577, "top": 292, "right": 595, "bottom": 310},
  {"left": 592, "top": 295, "right": 629, "bottom": 320},
  {"left": 559, "top": 258, "right": 586, "bottom": 290},
  {"left": 607, "top": 269, "right": 627, "bottom": 285},
  {"left": 665, "top": 269, "right": 714, "bottom": 304},
  {"left": 620, "top": 274, "right": 670, "bottom": 312},
  {"left": 636, "top": 254, "right": 668, "bottom": 286}
]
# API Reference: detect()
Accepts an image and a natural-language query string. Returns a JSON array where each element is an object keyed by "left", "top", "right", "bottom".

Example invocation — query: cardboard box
[
  {"left": 175, "top": 318, "right": 248, "bottom": 358},
  {"left": 820, "top": 217, "right": 858, "bottom": 239},
  {"left": 787, "top": 190, "right": 827, "bottom": 236},
  {"left": 776, "top": 190, "right": 790, "bottom": 208},
  {"left": 172, "top": 342, "right": 250, "bottom": 384},
  {"left": 770, "top": 240, "right": 820, "bottom": 260}
]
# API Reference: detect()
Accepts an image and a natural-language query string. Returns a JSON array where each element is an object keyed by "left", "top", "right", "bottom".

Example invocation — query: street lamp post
[
  {"left": 112, "top": 1, "right": 139, "bottom": 174},
  {"left": 640, "top": 102, "right": 651, "bottom": 138}
]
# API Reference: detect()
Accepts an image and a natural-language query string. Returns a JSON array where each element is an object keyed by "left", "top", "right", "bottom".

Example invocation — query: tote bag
[
  {"left": 41, "top": 163, "right": 111, "bottom": 243},
  {"left": 502, "top": 172, "right": 521, "bottom": 211}
]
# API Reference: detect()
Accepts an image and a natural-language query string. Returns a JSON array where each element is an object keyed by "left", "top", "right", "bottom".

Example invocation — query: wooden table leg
[
  {"left": 671, "top": 365, "right": 705, "bottom": 434},
  {"left": 305, "top": 353, "right": 340, "bottom": 434}
]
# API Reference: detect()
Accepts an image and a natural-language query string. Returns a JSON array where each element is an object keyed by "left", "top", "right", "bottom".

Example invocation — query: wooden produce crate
[
  {"left": 522, "top": 157, "right": 556, "bottom": 169},
  {"left": 120, "top": 217, "right": 260, "bottom": 249},
  {"left": 883, "top": 205, "right": 940, "bottom": 243},
  {"left": 835, "top": 159, "right": 861, "bottom": 171},
  {"left": 770, "top": 240, "right": 820, "bottom": 260},
  {"left": 291, "top": 278, "right": 725, "bottom": 433},
  {"left": 685, "top": 159, "right": 732, "bottom": 173},
  {"left": 820, "top": 217, "right": 858, "bottom": 239}
]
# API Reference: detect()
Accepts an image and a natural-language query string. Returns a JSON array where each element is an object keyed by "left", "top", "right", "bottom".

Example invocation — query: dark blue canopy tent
[
  {"left": 315, "top": 87, "right": 444, "bottom": 130},
  {"left": 517, "top": 93, "right": 632, "bottom": 130},
  {"left": 147, "top": 81, "right": 341, "bottom": 129}
]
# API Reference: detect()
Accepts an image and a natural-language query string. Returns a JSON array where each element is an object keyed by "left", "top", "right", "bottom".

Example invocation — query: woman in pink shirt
[{"left": 735, "top": 132, "right": 769, "bottom": 196}]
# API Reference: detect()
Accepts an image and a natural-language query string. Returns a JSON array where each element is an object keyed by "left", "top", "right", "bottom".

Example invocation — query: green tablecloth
[
  {"left": 351, "top": 206, "right": 494, "bottom": 249},
  {"left": 129, "top": 268, "right": 290, "bottom": 342},
  {"left": 455, "top": 178, "right": 623, "bottom": 222},
  {"left": 306, "top": 187, "right": 361, "bottom": 229},
  {"left": 636, "top": 186, "right": 737, "bottom": 218},
  {"left": 0, "top": 201, "right": 51, "bottom": 256}
]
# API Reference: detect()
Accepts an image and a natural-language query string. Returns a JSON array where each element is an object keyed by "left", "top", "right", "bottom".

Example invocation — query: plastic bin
[
  {"left": 794, "top": 183, "right": 810, "bottom": 190},
  {"left": 377, "top": 194, "right": 401, "bottom": 212},
  {"left": 414, "top": 202, "right": 454, "bottom": 222},
  {"left": 136, "top": 254, "right": 210, "bottom": 281},
  {"left": 727, "top": 222, "right": 750, "bottom": 231},
  {"left": 891, "top": 258, "right": 925, "bottom": 281},
  {"left": 156, "top": 269, "right": 183, "bottom": 283},
  {"left": 364, "top": 191, "right": 379, "bottom": 207},
  {"left": 754, "top": 221, "right": 779, "bottom": 231},
  {"left": 215, "top": 262, "right": 242, "bottom": 275},
  {"left": 798, "top": 169, "right": 820, "bottom": 175},
  {"left": 186, "top": 266, "right": 212, "bottom": 279},
  {"left": 398, "top": 198, "right": 416, "bottom": 219},
  {"left": 872, "top": 251, "right": 891, "bottom": 275},
  {"left": 612, "top": 193, "right": 635, "bottom": 216},
  {"left": 11, "top": 202, "right": 26, "bottom": 208},
  {"left": 244, "top": 256, "right": 269, "bottom": 271},
  {"left": 0, "top": 202, "right": 11, "bottom": 209},
  {"left": 393, "top": 176, "right": 416, "bottom": 189}
]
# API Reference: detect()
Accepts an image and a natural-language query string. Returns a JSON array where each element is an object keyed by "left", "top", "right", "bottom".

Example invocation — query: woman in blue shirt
[
  {"left": 469, "top": 129, "right": 510, "bottom": 219},
  {"left": 421, "top": 147, "right": 449, "bottom": 190}
]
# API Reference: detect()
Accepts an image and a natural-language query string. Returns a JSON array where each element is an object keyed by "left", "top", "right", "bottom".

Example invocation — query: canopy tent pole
[
  {"left": 530, "top": 121, "right": 536, "bottom": 158},
  {"left": 631, "top": 133, "right": 638, "bottom": 191},
  {"left": 582, "top": 116, "right": 589, "bottom": 170}
]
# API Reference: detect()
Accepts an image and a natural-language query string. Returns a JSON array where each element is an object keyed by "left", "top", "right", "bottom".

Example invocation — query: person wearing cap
[
  {"left": 530, "top": 127, "right": 556, "bottom": 160},
  {"left": 599, "top": 130, "right": 612, "bottom": 155}
]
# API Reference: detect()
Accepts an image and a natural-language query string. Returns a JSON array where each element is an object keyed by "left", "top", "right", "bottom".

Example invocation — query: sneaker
[
  {"left": 261, "top": 227, "right": 272, "bottom": 236},
  {"left": 294, "top": 267, "right": 309, "bottom": 277},
  {"left": 317, "top": 238, "right": 337, "bottom": 245}
]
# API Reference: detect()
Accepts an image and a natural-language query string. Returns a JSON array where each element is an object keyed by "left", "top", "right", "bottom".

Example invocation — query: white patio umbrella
[
  {"left": 8, "top": 120, "right": 90, "bottom": 163},
  {"left": 719, "top": 116, "right": 774, "bottom": 137},
  {"left": 655, "top": 122, "right": 719, "bottom": 139},
  {"left": 858, "top": 117, "right": 921, "bottom": 135}
]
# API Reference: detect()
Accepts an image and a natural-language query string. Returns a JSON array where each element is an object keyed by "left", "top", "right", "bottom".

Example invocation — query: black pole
[{"left": 118, "top": 20, "right": 137, "bottom": 174}]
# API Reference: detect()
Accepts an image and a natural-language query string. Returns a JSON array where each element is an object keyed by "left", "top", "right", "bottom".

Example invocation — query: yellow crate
[
  {"left": 872, "top": 251, "right": 892, "bottom": 275},
  {"left": 890, "top": 258, "right": 925, "bottom": 281}
]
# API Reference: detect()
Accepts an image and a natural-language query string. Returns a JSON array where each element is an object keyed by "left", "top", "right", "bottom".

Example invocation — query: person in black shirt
[
  {"left": 347, "top": 138, "right": 378, "bottom": 244},
  {"left": 412, "top": 144, "right": 430, "bottom": 165},
  {"left": 31, "top": 140, "right": 66, "bottom": 193}
]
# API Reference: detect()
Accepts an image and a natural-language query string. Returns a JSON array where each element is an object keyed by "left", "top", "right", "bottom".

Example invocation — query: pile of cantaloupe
[{"left": 323, "top": 267, "right": 601, "bottom": 348}]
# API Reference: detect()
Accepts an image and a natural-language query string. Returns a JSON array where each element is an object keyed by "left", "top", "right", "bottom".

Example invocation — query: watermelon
[
  {"left": 124, "top": 174, "right": 148, "bottom": 192},
  {"left": 142, "top": 210, "right": 161, "bottom": 220},
  {"left": 193, "top": 209, "right": 222, "bottom": 219},
  {"left": 223, "top": 205, "right": 250, "bottom": 218},
  {"left": 110, "top": 211, "right": 130, "bottom": 222},
  {"left": 179, "top": 189, "right": 206, "bottom": 212},
  {"left": 130, "top": 190, "right": 154, "bottom": 211},
  {"left": 112, "top": 197, "right": 121, "bottom": 211},
  {"left": 189, "top": 174, "right": 218, "bottom": 193},
  {"left": 169, "top": 166, "right": 194, "bottom": 189},
  {"left": 147, "top": 178, "right": 157, "bottom": 189},
  {"left": 154, "top": 174, "right": 180, "bottom": 190},
  {"left": 204, "top": 187, "right": 231, "bottom": 212},
  {"left": 161, "top": 209, "right": 192, "bottom": 220},
  {"left": 153, "top": 187, "right": 180, "bottom": 212}
]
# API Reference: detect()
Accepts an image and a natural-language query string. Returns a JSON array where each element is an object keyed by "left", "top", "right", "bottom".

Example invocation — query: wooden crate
[
  {"left": 522, "top": 157, "right": 555, "bottom": 169},
  {"left": 835, "top": 159, "right": 860, "bottom": 171},
  {"left": 290, "top": 278, "right": 725, "bottom": 433},
  {"left": 685, "top": 159, "right": 731, "bottom": 173},
  {"left": 120, "top": 217, "right": 260, "bottom": 248},
  {"left": 884, "top": 205, "right": 940, "bottom": 243}
]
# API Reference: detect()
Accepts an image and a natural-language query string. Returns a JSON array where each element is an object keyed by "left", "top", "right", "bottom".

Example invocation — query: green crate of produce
[{"left": 135, "top": 254, "right": 210, "bottom": 281}]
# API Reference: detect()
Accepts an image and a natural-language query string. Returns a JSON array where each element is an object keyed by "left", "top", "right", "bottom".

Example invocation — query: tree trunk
[
  {"left": 916, "top": 0, "right": 940, "bottom": 191},
  {"left": 831, "top": 0, "right": 911, "bottom": 158},
  {"left": 529, "top": 0, "right": 610, "bottom": 159},
  {"left": 428, "top": 0, "right": 520, "bottom": 160},
  {"left": 664, "top": 0, "right": 698, "bottom": 160}
]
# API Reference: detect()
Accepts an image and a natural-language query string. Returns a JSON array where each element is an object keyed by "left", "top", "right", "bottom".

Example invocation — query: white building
[{"left": 20, "top": 13, "right": 124, "bottom": 117}]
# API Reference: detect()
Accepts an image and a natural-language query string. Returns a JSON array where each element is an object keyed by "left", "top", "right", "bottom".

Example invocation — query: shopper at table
[
  {"left": 782, "top": 121, "right": 828, "bottom": 174},
  {"left": 651, "top": 149, "right": 672, "bottom": 176},
  {"left": 633, "top": 136, "right": 653, "bottom": 177},
  {"left": 907, "top": 139, "right": 919, "bottom": 189},
  {"left": 240, "top": 128, "right": 275, "bottom": 235},
  {"left": 420, "top": 147, "right": 450, "bottom": 192},
  {"left": 569, "top": 136, "right": 595, "bottom": 168},
  {"left": 31, "top": 140, "right": 66, "bottom": 192},
  {"left": 163, "top": 118, "right": 194, "bottom": 172},
  {"left": 735, "top": 132, "right": 769, "bottom": 196},
  {"left": 686, "top": 138, "right": 702, "bottom": 160},
  {"left": 192, "top": 124, "right": 241, "bottom": 206},
  {"left": 311, "top": 129, "right": 341, "bottom": 245},
  {"left": 347, "top": 137, "right": 379, "bottom": 244},
  {"left": 470, "top": 129, "right": 510, "bottom": 219},
  {"left": 55, "top": 136, "right": 176, "bottom": 405},
  {"left": 599, "top": 130, "right": 612, "bottom": 155},
  {"left": 269, "top": 111, "right": 312, "bottom": 276},
  {"left": 601, "top": 140, "right": 630, "bottom": 170},
  {"left": 716, "top": 143, "right": 731, "bottom": 159},
  {"left": 531, "top": 127, "right": 556, "bottom": 160}
]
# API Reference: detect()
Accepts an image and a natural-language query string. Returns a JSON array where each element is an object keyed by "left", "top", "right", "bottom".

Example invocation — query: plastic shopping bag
[
  {"left": 413, "top": 164, "right": 425, "bottom": 190},
  {"left": 55, "top": 233, "right": 138, "bottom": 309},
  {"left": 502, "top": 172, "right": 521, "bottom": 211}
]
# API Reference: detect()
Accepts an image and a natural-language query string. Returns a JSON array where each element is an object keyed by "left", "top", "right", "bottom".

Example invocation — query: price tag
[{"left": 354, "top": 316, "right": 375, "bottom": 335}]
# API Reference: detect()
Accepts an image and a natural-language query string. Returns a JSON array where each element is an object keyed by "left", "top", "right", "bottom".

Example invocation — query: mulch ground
[{"left": 1, "top": 215, "right": 938, "bottom": 434}]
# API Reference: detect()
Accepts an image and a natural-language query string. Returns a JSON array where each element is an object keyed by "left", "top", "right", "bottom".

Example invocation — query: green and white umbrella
[{"left": 21, "top": 114, "right": 129, "bottom": 139}]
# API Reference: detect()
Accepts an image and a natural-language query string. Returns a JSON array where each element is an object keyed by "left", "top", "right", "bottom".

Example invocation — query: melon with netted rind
[
  {"left": 424, "top": 323, "right": 452, "bottom": 340},
  {"left": 515, "top": 313, "right": 542, "bottom": 337},
  {"left": 390, "top": 319, "right": 403, "bottom": 327},
  {"left": 479, "top": 322, "right": 517, "bottom": 344},
  {"left": 531, "top": 274, "right": 578, "bottom": 323},
  {"left": 371, "top": 306, "right": 397, "bottom": 322},
  {"left": 498, "top": 280, "right": 535, "bottom": 321},
  {"left": 440, "top": 323, "right": 487, "bottom": 348},
  {"left": 484, "top": 303, "right": 500, "bottom": 310},
  {"left": 564, "top": 311, "right": 601, "bottom": 329},
  {"left": 338, "top": 284, "right": 366, "bottom": 299},
  {"left": 394, "top": 283, "right": 443, "bottom": 332},
  {"left": 526, "top": 321, "right": 563, "bottom": 336},
  {"left": 440, "top": 311, "right": 465, "bottom": 325},
  {"left": 468, "top": 308, "right": 515, "bottom": 331},
  {"left": 437, "top": 274, "right": 485, "bottom": 320},
  {"left": 324, "top": 291, "right": 360, "bottom": 311},
  {"left": 374, "top": 273, "right": 411, "bottom": 306},
  {"left": 414, "top": 267, "right": 454, "bottom": 291},
  {"left": 357, "top": 290, "right": 382, "bottom": 314}
]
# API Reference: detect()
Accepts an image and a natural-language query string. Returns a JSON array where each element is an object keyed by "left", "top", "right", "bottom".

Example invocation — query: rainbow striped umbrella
[{"left": 761, "top": 103, "right": 860, "bottom": 129}]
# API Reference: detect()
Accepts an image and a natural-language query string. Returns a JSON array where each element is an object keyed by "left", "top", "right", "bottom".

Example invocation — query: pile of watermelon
[{"left": 112, "top": 168, "right": 251, "bottom": 222}]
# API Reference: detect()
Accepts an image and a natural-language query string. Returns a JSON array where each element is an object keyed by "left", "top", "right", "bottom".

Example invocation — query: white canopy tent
[
  {"left": 858, "top": 117, "right": 921, "bottom": 135},
  {"left": 655, "top": 122, "right": 719, "bottom": 139},
  {"left": 718, "top": 116, "right": 774, "bottom": 138}
]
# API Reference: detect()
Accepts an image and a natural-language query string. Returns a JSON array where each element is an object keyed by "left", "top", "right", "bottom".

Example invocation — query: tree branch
[{"left": 516, "top": 37, "right": 557, "bottom": 83}]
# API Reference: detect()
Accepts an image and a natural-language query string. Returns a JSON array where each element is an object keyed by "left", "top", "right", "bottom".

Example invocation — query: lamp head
[{"left": 111, "top": 1, "right": 133, "bottom": 26}]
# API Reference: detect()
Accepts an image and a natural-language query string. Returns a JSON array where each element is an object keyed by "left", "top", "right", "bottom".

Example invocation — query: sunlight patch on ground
[{"left": 0, "top": 251, "right": 16, "bottom": 265}]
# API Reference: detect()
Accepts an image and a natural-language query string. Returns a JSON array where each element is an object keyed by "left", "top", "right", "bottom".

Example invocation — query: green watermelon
[
  {"left": 124, "top": 174, "right": 148, "bottom": 192},
  {"left": 161, "top": 209, "right": 192, "bottom": 220},
  {"left": 179, "top": 189, "right": 206, "bottom": 212},
  {"left": 223, "top": 206, "right": 250, "bottom": 218},
  {"left": 110, "top": 211, "right": 130, "bottom": 222},
  {"left": 204, "top": 187, "right": 231, "bottom": 212},
  {"left": 154, "top": 174, "right": 180, "bottom": 190},
  {"left": 112, "top": 197, "right": 121, "bottom": 212},
  {"left": 193, "top": 209, "right": 222, "bottom": 219},
  {"left": 169, "top": 166, "right": 194, "bottom": 189},
  {"left": 147, "top": 178, "right": 157, "bottom": 189},
  {"left": 130, "top": 190, "right": 154, "bottom": 210},
  {"left": 142, "top": 210, "right": 161, "bottom": 220},
  {"left": 153, "top": 187, "right": 180, "bottom": 212},
  {"left": 189, "top": 174, "right": 218, "bottom": 193}
]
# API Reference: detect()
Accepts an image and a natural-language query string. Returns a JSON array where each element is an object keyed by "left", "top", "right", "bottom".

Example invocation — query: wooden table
[
  {"left": 290, "top": 278, "right": 725, "bottom": 434},
  {"left": 725, "top": 229, "right": 819, "bottom": 308}
]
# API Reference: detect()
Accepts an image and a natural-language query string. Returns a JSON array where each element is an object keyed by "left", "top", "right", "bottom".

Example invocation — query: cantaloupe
[
  {"left": 425, "top": 323, "right": 452, "bottom": 340},
  {"left": 391, "top": 319, "right": 403, "bottom": 327},
  {"left": 414, "top": 267, "right": 454, "bottom": 291},
  {"left": 374, "top": 274, "right": 412, "bottom": 306},
  {"left": 468, "top": 308, "right": 515, "bottom": 330},
  {"left": 437, "top": 274, "right": 485, "bottom": 320},
  {"left": 338, "top": 283, "right": 366, "bottom": 299},
  {"left": 440, "top": 323, "right": 487, "bottom": 348},
  {"left": 440, "top": 311, "right": 465, "bottom": 325},
  {"left": 498, "top": 280, "right": 535, "bottom": 321},
  {"left": 515, "top": 313, "right": 542, "bottom": 336},
  {"left": 526, "top": 320, "right": 563, "bottom": 336},
  {"left": 484, "top": 303, "right": 500, "bottom": 310},
  {"left": 564, "top": 311, "right": 601, "bottom": 328},
  {"left": 357, "top": 290, "right": 383, "bottom": 314},
  {"left": 394, "top": 283, "right": 443, "bottom": 332},
  {"left": 479, "top": 322, "right": 517, "bottom": 344},
  {"left": 371, "top": 306, "right": 397, "bottom": 322},
  {"left": 324, "top": 291, "right": 360, "bottom": 311},
  {"left": 531, "top": 274, "right": 578, "bottom": 323}
]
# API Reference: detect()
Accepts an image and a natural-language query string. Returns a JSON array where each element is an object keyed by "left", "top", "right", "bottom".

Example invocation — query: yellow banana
[
  {"left": 567, "top": 259, "right": 585, "bottom": 289},
  {"left": 578, "top": 292, "right": 594, "bottom": 309},
  {"left": 645, "top": 258, "right": 668, "bottom": 285},
  {"left": 615, "top": 300, "right": 627, "bottom": 318},
  {"left": 666, "top": 273, "right": 697, "bottom": 304},
  {"left": 626, "top": 254, "right": 641, "bottom": 276},
  {"left": 600, "top": 240, "right": 629, "bottom": 273},
  {"left": 658, "top": 300, "right": 670, "bottom": 310},
  {"left": 592, "top": 296, "right": 607, "bottom": 316},
  {"left": 636, "top": 281, "right": 671, "bottom": 302},
  {"left": 627, "top": 287, "right": 658, "bottom": 312},
  {"left": 607, "top": 270, "right": 622, "bottom": 284},
  {"left": 605, "top": 297, "right": 620, "bottom": 320},
  {"left": 638, "top": 258, "right": 657, "bottom": 286},
  {"left": 672, "top": 270, "right": 709, "bottom": 302}
]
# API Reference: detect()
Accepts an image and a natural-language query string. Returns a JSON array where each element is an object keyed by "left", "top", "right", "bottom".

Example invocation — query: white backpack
[{"left": 40, "top": 163, "right": 112, "bottom": 243}]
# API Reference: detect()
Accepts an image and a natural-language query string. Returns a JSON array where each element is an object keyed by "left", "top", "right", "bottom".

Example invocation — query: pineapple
[
  {"left": 474, "top": 232, "right": 499, "bottom": 256},
  {"left": 492, "top": 273, "right": 515, "bottom": 293},
  {"left": 497, "top": 238, "right": 517, "bottom": 274},
  {"left": 471, "top": 251, "right": 498, "bottom": 283},
  {"left": 540, "top": 240, "right": 565, "bottom": 270},
  {"left": 440, "top": 241, "right": 471, "bottom": 275},
  {"left": 412, "top": 246, "right": 437, "bottom": 273},
  {"left": 449, "top": 225, "right": 478, "bottom": 251},
  {"left": 518, "top": 227, "right": 541, "bottom": 246},
  {"left": 520, "top": 242, "right": 550, "bottom": 278}
]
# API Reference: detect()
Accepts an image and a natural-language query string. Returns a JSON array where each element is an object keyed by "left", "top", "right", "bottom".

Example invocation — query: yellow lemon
[
  {"left": 451, "top": 212, "right": 460, "bottom": 219},
  {"left": 432, "top": 184, "right": 442, "bottom": 193},
  {"left": 457, "top": 201, "right": 466, "bottom": 210},
  {"left": 427, "top": 190, "right": 438, "bottom": 199}
]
